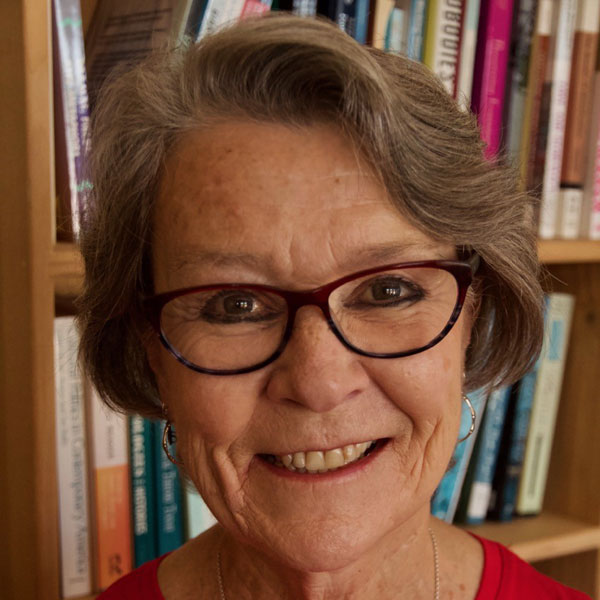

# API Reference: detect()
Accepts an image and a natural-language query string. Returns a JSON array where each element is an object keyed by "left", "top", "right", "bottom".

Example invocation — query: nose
[{"left": 265, "top": 305, "right": 370, "bottom": 412}]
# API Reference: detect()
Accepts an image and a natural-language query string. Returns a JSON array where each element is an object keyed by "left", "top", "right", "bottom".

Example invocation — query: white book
[
  {"left": 197, "top": 0, "right": 246, "bottom": 40},
  {"left": 538, "top": 0, "right": 578, "bottom": 239},
  {"left": 517, "top": 293, "right": 575, "bottom": 515},
  {"left": 581, "top": 73, "right": 600, "bottom": 239},
  {"left": 457, "top": 0, "right": 482, "bottom": 109},
  {"left": 184, "top": 484, "right": 217, "bottom": 539},
  {"left": 54, "top": 316, "right": 92, "bottom": 597},
  {"left": 424, "top": 0, "right": 464, "bottom": 96},
  {"left": 558, "top": 187, "right": 584, "bottom": 238}
]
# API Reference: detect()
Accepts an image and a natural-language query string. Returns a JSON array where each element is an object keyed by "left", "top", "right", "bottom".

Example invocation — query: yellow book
[{"left": 422, "top": 0, "right": 438, "bottom": 69}]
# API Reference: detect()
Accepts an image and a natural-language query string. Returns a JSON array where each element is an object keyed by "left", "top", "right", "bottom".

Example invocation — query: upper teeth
[{"left": 272, "top": 441, "right": 375, "bottom": 474}]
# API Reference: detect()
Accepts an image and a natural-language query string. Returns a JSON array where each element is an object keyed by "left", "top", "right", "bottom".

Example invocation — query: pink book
[{"left": 471, "top": 0, "right": 516, "bottom": 159}]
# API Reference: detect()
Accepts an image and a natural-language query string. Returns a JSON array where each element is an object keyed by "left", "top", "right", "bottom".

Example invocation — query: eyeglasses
[{"left": 144, "top": 257, "right": 478, "bottom": 375}]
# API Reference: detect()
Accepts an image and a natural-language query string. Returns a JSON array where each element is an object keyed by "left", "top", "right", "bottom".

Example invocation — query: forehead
[{"left": 152, "top": 121, "right": 451, "bottom": 288}]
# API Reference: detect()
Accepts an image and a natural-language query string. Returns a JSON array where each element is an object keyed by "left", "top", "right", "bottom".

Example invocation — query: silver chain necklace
[{"left": 217, "top": 527, "right": 440, "bottom": 600}]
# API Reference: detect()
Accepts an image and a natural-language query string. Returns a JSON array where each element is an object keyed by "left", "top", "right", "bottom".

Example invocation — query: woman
[{"left": 79, "top": 14, "right": 589, "bottom": 600}]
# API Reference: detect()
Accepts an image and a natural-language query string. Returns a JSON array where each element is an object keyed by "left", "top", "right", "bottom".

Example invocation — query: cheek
[{"left": 154, "top": 350, "right": 262, "bottom": 447}]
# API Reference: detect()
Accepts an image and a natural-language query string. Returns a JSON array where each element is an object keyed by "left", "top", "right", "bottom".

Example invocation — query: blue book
[
  {"left": 430, "top": 387, "right": 489, "bottom": 522},
  {"left": 456, "top": 385, "right": 513, "bottom": 525},
  {"left": 354, "top": 0, "right": 370, "bottom": 44},
  {"left": 129, "top": 416, "right": 158, "bottom": 567},
  {"left": 407, "top": 0, "right": 428, "bottom": 60},
  {"left": 154, "top": 421, "right": 185, "bottom": 555}
]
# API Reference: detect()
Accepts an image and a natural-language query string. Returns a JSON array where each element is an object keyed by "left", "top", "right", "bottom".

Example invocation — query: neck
[{"left": 217, "top": 507, "right": 438, "bottom": 600}]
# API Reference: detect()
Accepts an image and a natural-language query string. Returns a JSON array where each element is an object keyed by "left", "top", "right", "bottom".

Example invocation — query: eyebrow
[{"left": 169, "top": 241, "right": 452, "bottom": 280}]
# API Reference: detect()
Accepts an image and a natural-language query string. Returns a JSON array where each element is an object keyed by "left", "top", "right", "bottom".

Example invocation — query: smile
[{"left": 259, "top": 439, "right": 385, "bottom": 474}]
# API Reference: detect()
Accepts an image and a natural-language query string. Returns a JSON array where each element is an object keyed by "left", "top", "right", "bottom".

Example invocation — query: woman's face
[{"left": 149, "top": 121, "right": 471, "bottom": 571}]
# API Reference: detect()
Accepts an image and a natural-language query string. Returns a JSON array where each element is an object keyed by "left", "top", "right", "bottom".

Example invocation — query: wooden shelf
[
  {"left": 466, "top": 512, "right": 600, "bottom": 563},
  {"left": 51, "top": 243, "right": 83, "bottom": 297},
  {"left": 538, "top": 240, "right": 600, "bottom": 264}
]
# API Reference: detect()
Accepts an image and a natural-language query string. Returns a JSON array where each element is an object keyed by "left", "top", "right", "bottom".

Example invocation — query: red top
[{"left": 98, "top": 535, "right": 592, "bottom": 599}]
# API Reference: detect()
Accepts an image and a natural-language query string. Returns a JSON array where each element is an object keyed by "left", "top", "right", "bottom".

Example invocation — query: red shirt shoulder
[
  {"left": 96, "top": 555, "right": 167, "bottom": 600},
  {"left": 474, "top": 535, "right": 592, "bottom": 599}
]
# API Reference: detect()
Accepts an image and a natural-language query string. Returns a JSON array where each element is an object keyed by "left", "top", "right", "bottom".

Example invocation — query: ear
[{"left": 143, "top": 327, "right": 164, "bottom": 379}]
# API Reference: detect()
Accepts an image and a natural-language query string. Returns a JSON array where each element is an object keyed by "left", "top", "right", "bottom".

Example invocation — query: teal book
[
  {"left": 455, "top": 384, "right": 513, "bottom": 525},
  {"left": 154, "top": 420, "right": 185, "bottom": 555},
  {"left": 430, "top": 387, "right": 489, "bottom": 523},
  {"left": 129, "top": 416, "right": 158, "bottom": 567}
]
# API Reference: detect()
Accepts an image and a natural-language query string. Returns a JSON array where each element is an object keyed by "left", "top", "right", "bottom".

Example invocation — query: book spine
[
  {"left": 461, "top": 385, "right": 512, "bottom": 525},
  {"left": 354, "top": 0, "right": 371, "bottom": 43},
  {"left": 198, "top": 0, "right": 245, "bottom": 38},
  {"left": 154, "top": 421, "right": 185, "bottom": 554},
  {"left": 88, "top": 387, "right": 133, "bottom": 590},
  {"left": 336, "top": 0, "right": 357, "bottom": 38},
  {"left": 538, "top": 0, "right": 578, "bottom": 239},
  {"left": 54, "top": 317, "right": 92, "bottom": 598},
  {"left": 558, "top": 0, "right": 600, "bottom": 238},
  {"left": 423, "top": 0, "right": 465, "bottom": 95},
  {"left": 372, "top": 0, "right": 395, "bottom": 50},
  {"left": 184, "top": 485, "right": 218, "bottom": 539},
  {"left": 521, "top": 0, "right": 554, "bottom": 188},
  {"left": 129, "top": 416, "right": 158, "bottom": 567},
  {"left": 504, "top": 0, "right": 538, "bottom": 163},
  {"left": 407, "top": 0, "right": 429, "bottom": 60},
  {"left": 456, "top": 0, "right": 482, "bottom": 108},
  {"left": 560, "top": 0, "right": 600, "bottom": 186},
  {"left": 517, "top": 293, "right": 576, "bottom": 515},
  {"left": 490, "top": 368, "right": 539, "bottom": 521},
  {"left": 471, "top": 0, "right": 515, "bottom": 159},
  {"left": 52, "top": 0, "right": 91, "bottom": 240},
  {"left": 430, "top": 387, "right": 488, "bottom": 522},
  {"left": 385, "top": 4, "right": 409, "bottom": 54},
  {"left": 581, "top": 72, "right": 600, "bottom": 239},
  {"left": 241, "top": 0, "right": 273, "bottom": 17}
]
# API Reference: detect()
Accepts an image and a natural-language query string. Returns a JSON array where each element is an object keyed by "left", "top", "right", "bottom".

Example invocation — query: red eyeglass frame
[{"left": 143, "top": 257, "right": 479, "bottom": 376}]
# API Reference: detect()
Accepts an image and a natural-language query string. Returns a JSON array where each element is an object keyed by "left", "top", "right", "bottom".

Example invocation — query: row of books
[
  {"left": 431, "top": 292, "right": 575, "bottom": 526},
  {"left": 54, "top": 317, "right": 217, "bottom": 598},
  {"left": 53, "top": 0, "right": 600, "bottom": 243}
]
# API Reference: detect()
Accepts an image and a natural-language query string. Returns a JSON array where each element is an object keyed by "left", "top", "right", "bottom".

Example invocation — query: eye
[
  {"left": 200, "top": 289, "right": 284, "bottom": 324},
  {"left": 347, "top": 275, "right": 424, "bottom": 308}
]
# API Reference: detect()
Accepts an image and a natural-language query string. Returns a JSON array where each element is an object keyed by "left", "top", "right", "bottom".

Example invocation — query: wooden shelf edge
[
  {"left": 465, "top": 513, "right": 600, "bottom": 563},
  {"left": 538, "top": 240, "right": 600, "bottom": 264},
  {"left": 51, "top": 243, "right": 83, "bottom": 297}
]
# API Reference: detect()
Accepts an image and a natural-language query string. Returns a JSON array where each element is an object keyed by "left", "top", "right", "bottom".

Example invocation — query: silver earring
[
  {"left": 457, "top": 394, "right": 476, "bottom": 443},
  {"left": 161, "top": 404, "right": 184, "bottom": 466}
]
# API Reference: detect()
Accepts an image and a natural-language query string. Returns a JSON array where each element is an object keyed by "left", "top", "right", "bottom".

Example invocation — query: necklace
[{"left": 217, "top": 527, "right": 440, "bottom": 600}]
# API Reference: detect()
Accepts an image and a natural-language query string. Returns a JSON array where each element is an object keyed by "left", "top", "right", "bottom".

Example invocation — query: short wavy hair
[{"left": 77, "top": 13, "right": 544, "bottom": 418}]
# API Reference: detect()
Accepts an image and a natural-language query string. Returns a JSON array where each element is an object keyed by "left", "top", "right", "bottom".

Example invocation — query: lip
[{"left": 254, "top": 438, "right": 390, "bottom": 481}]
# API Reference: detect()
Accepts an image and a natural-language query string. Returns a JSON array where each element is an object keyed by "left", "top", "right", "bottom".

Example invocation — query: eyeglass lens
[{"left": 158, "top": 267, "right": 460, "bottom": 372}]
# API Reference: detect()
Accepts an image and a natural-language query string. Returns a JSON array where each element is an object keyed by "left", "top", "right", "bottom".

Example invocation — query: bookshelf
[{"left": 0, "top": 1, "right": 599, "bottom": 599}]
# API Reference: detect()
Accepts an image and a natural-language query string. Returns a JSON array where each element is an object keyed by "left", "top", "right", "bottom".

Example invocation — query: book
[
  {"left": 372, "top": 0, "right": 396, "bottom": 49},
  {"left": 423, "top": 0, "right": 465, "bottom": 96},
  {"left": 430, "top": 387, "right": 488, "bottom": 523},
  {"left": 488, "top": 366, "right": 540, "bottom": 521},
  {"left": 384, "top": 2, "right": 410, "bottom": 55},
  {"left": 581, "top": 69, "right": 600, "bottom": 239},
  {"left": 520, "top": 0, "right": 554, "bottom": 189},
  {"left": 184, "top": 484, "right": 218, "bottom": 539},
  {"left": 129, "top": 416, "right": 158, "bottom": 567},
  {"left": 537, "top": 0, "right": 578, "bottom": 239},
  {"left": 558, "top": 0, "right": 600, "bottom": 238},
  {"left": 197, "top": 0, "right": 271, "bottom": 39},
  {"left": 406, "top": 0, "right": 428, "bottom": 60},
  {"left": 85, "top": 0, "right": 179, "bottom": 108},
  {"left": 455, "top": 384, "right": 512, "bottom": 525},
  {"left": 274, "top": 0, "right": 318, "bottom": 15},
  {"left": 54, "top": 317, "right": 92, "bottom": 598},
  {"left": 154, "top": 420, "right": 185, "bottom": 554},
  {"left": 503, "top": 0, "right": 538, "bottom": 164},
  {"left": 87, "top": 386, "right": 133, "bottom": 590},
  {"left": 471, "top": 0, "right": 515, "bottom": 159},
  {"left": 516, "top": 292, "right": 575, "bottom": 515},
  {"left": 456, "top": 0, "right": 482, "bottom": 108},
  {"left": 354, "top": 0, "right": 371, "bottom": 43},
  {"left": 52, "top": 0, "right": 92, "bottom": 241},
  {"left": 317, "top": 0, "right": 357, "bottom": 38}
]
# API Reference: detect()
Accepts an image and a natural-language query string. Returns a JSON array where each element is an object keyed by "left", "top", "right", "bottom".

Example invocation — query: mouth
[{"left": 258, "top": 438, "right": 389, "bottom": 475}]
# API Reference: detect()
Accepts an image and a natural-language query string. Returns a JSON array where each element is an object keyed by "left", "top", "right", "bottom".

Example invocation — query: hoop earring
[
  {"left": 162, "top": 420, "right": 184, "bottom": 466},
  {"left": 457, "top": 394, "right": 476, "bottom": 443}
]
